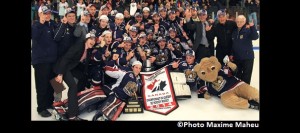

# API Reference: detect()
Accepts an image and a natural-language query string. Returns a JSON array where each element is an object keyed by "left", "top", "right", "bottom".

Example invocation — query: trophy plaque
[{"left": 123, "top": 97, "right": 144, "bottom": 113}]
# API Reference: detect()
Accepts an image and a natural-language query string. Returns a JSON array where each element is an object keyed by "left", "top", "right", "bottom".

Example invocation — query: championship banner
[{"left": 140, "top": 67, "right": 179, "bottom": 115}]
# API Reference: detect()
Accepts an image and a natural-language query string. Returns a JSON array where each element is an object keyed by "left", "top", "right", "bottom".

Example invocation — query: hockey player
[
  {"left": 119, "top": 36, "right": 136, "bottom": 66},
  {"left": 151, "top": 36, "right": 182, "bottom": 70},
  {"left": 166, "top": 27, "right": 191, "bottom": 60},
  {"left": 93, "top": 61, "right": 142, "bottom": 121},
  {"left": 170, "top": 49, "right": 199, "bottom": 90},
  {"left": 109, "top": 13, "right": 126, "bottom": 41}
]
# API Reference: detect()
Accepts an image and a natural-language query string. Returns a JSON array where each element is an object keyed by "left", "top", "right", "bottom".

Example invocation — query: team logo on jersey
[
  {"left": 155, "top": 53, "right": 168, "bottom": 65},
  {"left": 240, "top": 35, "right": 243, "bottom": 39},
  {"left": 174, "top": 44, "right": 182, "bottom": 52},
  {"left": 211, "top": 76, "right": 226, "bottom": 92},
  {"left": 129, "top": 73, "right": 134, "bottom": 79},
  {"left": 184, "top": 69, "right": 197, "bottom": 82},
  {"left": 123, "top": 81, "right": 138, "bottom": 97}
]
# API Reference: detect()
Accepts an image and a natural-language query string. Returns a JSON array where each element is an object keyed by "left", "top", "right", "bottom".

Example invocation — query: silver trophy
[{"left": 143, "top": 49, "right": 153, "bottom": 72}]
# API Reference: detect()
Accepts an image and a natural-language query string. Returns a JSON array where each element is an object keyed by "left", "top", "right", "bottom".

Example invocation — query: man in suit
[
  {"left": 184, "top": 9, "right": 214, "bottom": 63},
  {"left": 74, "top": 10, "right": 91, "bottom": 45},
  {"left": 53, "top": 32, "right": 96, "bottom": 121}
]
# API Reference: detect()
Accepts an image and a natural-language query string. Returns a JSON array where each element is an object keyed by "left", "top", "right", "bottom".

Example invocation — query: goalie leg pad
[
  {"left": 77, "top": 88, "right": 107, "bottom": 113},
  {"left": 92, "top": 95, "right": 126, "bottom": 121}
]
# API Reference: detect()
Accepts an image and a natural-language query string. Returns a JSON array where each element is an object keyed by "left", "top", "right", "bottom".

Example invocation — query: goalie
[{"left": 92, "top": 60, "right": 143, "bottom": 121}]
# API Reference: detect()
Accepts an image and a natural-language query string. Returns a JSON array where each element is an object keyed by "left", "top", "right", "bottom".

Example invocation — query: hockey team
[{"left": 32, "top": 0, "right": 259, "bottom": 121}]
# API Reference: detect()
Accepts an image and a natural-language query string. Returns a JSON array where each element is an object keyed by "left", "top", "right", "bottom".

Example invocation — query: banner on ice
[{"left": 141, "top": 67, "right": 179, "bottom": 115}]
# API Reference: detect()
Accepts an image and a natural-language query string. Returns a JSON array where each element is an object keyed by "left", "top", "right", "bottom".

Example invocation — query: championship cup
[
  {"left": 123, "top": 93, "right": 144, "bottom": 113},
  {"left": 143, "top": 49, "right": 154, "bottom": 72}
]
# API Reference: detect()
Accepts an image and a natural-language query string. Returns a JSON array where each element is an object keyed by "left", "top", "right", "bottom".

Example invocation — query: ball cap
[
  {"left": 123, "top": 36, "right": 132, "bottom": 42},
  {"left": 39, "top": 6, "right": 51, "bottom": 14},
  {"left": 65, "top": 8, "right": 75, "bottom": 16},
  {"left": 198, "top": 9, "right": 207, "bottom": 15},
  {"left": 143, "top": 7, "right": 150, "bottom": 12},
  {"left": 217, "top": 9, "right": 226, "bottom": 17},
  {"left": 83, "top": 10, "right": 90, "bottom": 16},
  {"left": 115, "top": 13, "right": 124, "bottom": 19},
  {"left": 101, "top": 30, "right": 112, "bottom": 36},
  {"left": 134, "top": 12, "right": 143, "bottom": 17},
  {"left": 138, "top": 33, "right": 147, "bottom": 38},
  {"left": 129, "top": 26, "right": 138, "bottom": 32},
  {"left": 86, "top": 33, "right": 96, "bottom": 39},
  {"left": 132, "top": 61, "right": 142, "bottom": 67},
  {"left": 99, "top": 15, "right": 109, "bottom": 21},
  {"left": 157, "top": 36, "right": 166, "bottom": 42},
  {"left": 185, "top": 49, "right": 195, "bottom": 56}
]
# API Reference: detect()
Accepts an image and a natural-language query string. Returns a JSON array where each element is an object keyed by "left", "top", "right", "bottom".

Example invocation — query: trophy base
[{"left": 123, "top": 98, "right": 144, "bottom": 113}]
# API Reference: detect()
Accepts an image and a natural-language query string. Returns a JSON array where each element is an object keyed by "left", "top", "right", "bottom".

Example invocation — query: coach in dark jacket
[
  {"left": 232, "top": 15, "right": 259, "bottom": 84},
  {"left": 31, "top": 6, "right": 58, "bottom": 117},
  {"left": 207, "top": 9, "right": 237, "bottom": 65},
  {"left": 53, "top": 33, "right": 96, "bottom": 121}
]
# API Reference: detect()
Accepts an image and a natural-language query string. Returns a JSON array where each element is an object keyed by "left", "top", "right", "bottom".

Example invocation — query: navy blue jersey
[
  {"left": 118, "top": 49, "right": 135, "bottom": 66},
  {"left": 151, "top": 47, "right": 174, "bottom": 70},
  {"left": 178, "top": 61, "right": 198, "bottom": 87},
  {"left": 152, "top": 47, "right": 183, "bottom": 70},
  {"left": 104, "top": 61, "right": 138, "bottom": 100},
  {"left": 92, "top": 26, "right": 110, "bottom": 37},
  {"left": 109, "top": 22, "right": 126, "bottom": 40},
  {"left": 110, "top": 41, "right": 121, "bottom": 50},
  {"left": 113, "top": 72, "right": 138, "bottom": 100},
  {"left": 206, "top": 70, "right": 242, "bottom": 96}
]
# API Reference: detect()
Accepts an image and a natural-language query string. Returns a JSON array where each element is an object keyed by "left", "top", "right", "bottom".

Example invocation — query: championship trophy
[
  {"left": 143, "top": 49, "right": 154, "bottom": 72},
  {"left": 123, "top": 92, "right": 144, "bottom": 113}
]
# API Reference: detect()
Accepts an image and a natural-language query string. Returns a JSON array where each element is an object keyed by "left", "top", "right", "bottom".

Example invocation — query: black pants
[
  {"left": 63, "top": 64, "right": 87, "bottom": 118},
  {"left": 33, "top": 63, "right": 55, "bottom": 113},
  {"left": 195, "top": 44, "right": 211, "bottom": 63},
  {"left": 216, "top": 48, "right": 231, "bottom": 65},
  {"left": 234, "top": 59, "right": 254, "bottom": 84}
]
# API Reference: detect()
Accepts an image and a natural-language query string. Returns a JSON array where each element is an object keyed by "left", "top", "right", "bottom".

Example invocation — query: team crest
[
  {"left": 184, "top": 69, "right": 197, "bottom": 82},
  {"left": 123, "top": 81, "right": 138, "bottom": 98},
  {"left": 211, "top": 76, "right": 226, "bottom": 92}
]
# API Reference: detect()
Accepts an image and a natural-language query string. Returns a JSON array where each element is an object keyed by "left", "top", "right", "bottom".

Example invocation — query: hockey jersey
[{"left": 206, "top": 70, "right": 242, "bottom": 97}]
